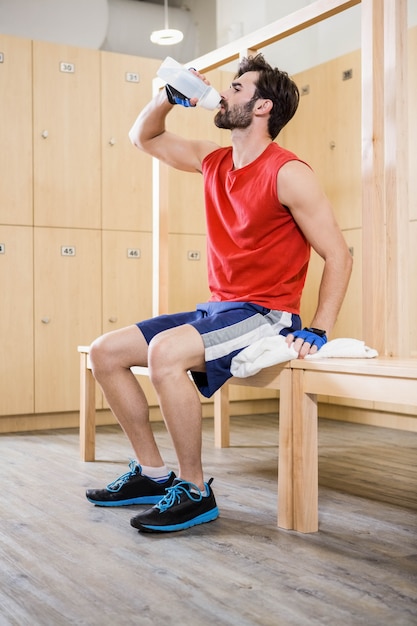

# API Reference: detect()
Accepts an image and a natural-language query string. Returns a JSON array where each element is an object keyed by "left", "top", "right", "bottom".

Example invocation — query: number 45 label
[{"left": 61, "top": 246, "right": 76, "bottom": 256}]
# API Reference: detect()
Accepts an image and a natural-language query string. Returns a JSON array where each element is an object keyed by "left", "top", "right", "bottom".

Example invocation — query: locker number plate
[
  {"left": 187, "top": 250, "right": 200, "bottom": 261},
  {"left": 126, "top": 72, "right": 140, "bottom": 83},
  {"left": 127, "top": 248, "right": 141, "bottom": 258},
  {"left": 61, "top": 246, "right": 76, "bottom": 256},
  {"left": 0, "top": 53, "right": 4, "bottom": 64},
  {"left": 60, "top": 62, "right": 75, "bottom": 73},
  {"left": 0, "top": 243, "right": 5, "bottom": 254}
]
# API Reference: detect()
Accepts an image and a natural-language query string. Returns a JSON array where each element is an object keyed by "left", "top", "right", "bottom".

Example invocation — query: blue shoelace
[
  {"left": 156, "top": 480, "right": 202, "bottom": 512},
  {"left": 106, "top": 459, "right": 140, "bottom": 493}
]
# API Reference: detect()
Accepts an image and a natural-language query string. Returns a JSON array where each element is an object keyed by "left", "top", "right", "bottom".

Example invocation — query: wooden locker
[
  {"left": 34, "top": 227, "right": 101, "bottom": 413},
  {"left": 168, "top": 233, "right": 209, "bottom": 313},
  {"left": 162, "top": 165, "right": 206, "bottom": 236},
  {"left": 281, "top": 54, "right": 362, "bottom": 340},
  {"left": 323, "top": 50, "right": 361, "bottom": 231},
  {"left": 300, "top": 231, "right": 361, "bottom": 340},
  {"left": 164, "top": 68, "right": 225, "bottom": 237},
  {"left": 101, "top": 52, "right": 160, "bottom": 232},
  {"left": 102, "top": 229, "right": 153, "bottom": 332},
  {"left": 0, "top": 226, "right": 34, "bottom": 415},
  {"left": 279, "top": 63, "right": 329, "bottom": 185},
  {"left": 0, "top": 35, "right": 33, "bottom": 226},
  {"left": 32, "top": 41, "right": 101, "bottom": 229},
  {"left": 101, "top": 229, "right": 157, "bottom": 408},
  {"left": 280, "top": 54, "right": 361, "bottom": 230}
]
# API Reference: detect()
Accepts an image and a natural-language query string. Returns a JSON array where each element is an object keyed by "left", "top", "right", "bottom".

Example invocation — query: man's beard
[{"left": 214, "top": 96, "right": 258, "bottom": 130}]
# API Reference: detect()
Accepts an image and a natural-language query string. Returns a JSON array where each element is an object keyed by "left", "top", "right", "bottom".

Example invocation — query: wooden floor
[{"left": 0, "top": 415, "right": 416, "bottom": 626}]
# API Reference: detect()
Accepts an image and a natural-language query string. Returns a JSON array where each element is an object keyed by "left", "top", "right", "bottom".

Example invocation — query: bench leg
[
  {"left": 291, "top": 368, "right": 318, "bottom": 532},
  {"left": 213, "top": 383, "right": 230, "bottom": 447},
  {"left": 277, "top": 367, "right": 294, "bottom": 530},
  {"left": 79, "top": 351, "right": 96, "bottom": 462}
]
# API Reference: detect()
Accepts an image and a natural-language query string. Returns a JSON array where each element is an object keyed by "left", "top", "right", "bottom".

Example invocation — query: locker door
[
  {"left": 102, "top": 228, "right": 157, "bottom": 407},
  {"left": 102, "top": 229, "right": 153, "bottom": 332},
  {"left": 0, "top": 35, "right": 32, "bottom": 226},
  {"left": 101, "top": 52, "right": 159, "bottom": 232},
  {"left": 33, "top": 41, "right": 101, "bottom": 229},
  {"left": 34, "top": 227, "right": 101, "bottom": 413},
  {"left": 0, "top": 226, "right": 34, "bottom": 415},
  {"left": 168, "top": 233, "right": 209, "bottom": 313}
]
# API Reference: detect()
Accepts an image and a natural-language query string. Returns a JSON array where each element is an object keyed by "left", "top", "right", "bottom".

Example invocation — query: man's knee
[
  {"left": 89, "top": 334, "right": 113, "bottom": 378},
  {"left": 147, "top": 334, "right": 172, "bottom": 383},
  {"left": 147, "top": 326, "right": 204, "bottom": 385}
]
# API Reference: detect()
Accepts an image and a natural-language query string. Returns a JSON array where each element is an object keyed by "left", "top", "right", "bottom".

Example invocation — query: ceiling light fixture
[{"left": 150, "top": 0, "right": 184, "bottom": 46}]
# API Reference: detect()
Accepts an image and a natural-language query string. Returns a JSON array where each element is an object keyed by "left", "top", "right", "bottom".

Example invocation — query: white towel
[
  {"left": 230, "top": 335, "right": 298, "bottom": 378},
  {"left": 230, "top": 336, "right": 378, "bottom": 378},
  {"left": 305, "top": 337, "right": 378, "bottom": 360}
]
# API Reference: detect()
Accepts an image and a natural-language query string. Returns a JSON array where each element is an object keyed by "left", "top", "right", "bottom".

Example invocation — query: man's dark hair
[{"left": 236, "top": 54, "right": 299, "bottom": 139}]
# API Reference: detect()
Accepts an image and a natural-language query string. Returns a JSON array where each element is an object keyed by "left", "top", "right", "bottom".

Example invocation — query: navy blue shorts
[{"left": 137, "top": 302, "right": 301, "bottom": 398}]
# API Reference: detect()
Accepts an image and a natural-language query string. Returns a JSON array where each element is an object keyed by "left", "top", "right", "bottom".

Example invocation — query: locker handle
[
  {"left": 41, "top": 317, "right": 51, "bottom": 324},
  {"left": 109, "top": 316, "right": 118, "bottom": 323},
  {"left": 108, "top": 138, "right": 116, "bottom": 146},
  {"left": 41, "top": 130, "right": 49, "bottom": 139}
]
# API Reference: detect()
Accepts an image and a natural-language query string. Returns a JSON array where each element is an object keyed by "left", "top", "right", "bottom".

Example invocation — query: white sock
[
  {"left": 190, "top": 484, "right": 208, "bottom": 497},
  {"left": 141, "top": 464, "right": 171, "bottom": 483}
]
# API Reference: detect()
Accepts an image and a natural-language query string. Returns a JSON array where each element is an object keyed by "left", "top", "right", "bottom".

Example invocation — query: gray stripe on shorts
[{"left": 203, "top": 310, "right": 293, "bottom": 363}]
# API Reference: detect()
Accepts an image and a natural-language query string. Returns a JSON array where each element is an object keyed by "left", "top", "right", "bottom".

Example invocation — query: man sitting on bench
[{"left": 85, "top": 54, "right": 352, "bottom": 533}]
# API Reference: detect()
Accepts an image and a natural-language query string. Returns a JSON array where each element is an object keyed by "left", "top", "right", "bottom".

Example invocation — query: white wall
[
  {"left": 101, "top": 0, "right": 196, "bottom": 60},
  {"left": 0, "top": 0, "right": 202, "bottom": 61},
  {"left": 0, "top": 0, "right": 416, "bottom": 69},
  {"left": 216, "top": 0, "right": 417, "bottom": 75},
  {"left": 0, "top": 0, "right": 109, "bottom": 49}
]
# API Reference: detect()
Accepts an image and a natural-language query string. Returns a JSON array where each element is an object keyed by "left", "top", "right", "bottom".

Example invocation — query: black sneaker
[
  {"left": 86, "top": 460, "right": 176, "bottom": 507},
  {"left": 130, "top": 477, "right": 219, "bottom": 532}
]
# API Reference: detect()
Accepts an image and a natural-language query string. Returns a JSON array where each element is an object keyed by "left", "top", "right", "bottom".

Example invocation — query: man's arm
[
  {"left": 278, "top": 160, "right": 353, "bottom": 357},
  {"left": 129, "top": 88, "right": 219, "bottom": 173}
]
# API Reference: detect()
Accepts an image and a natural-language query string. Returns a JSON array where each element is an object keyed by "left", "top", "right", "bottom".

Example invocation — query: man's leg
[
  {"left": 89, "top": 324, "right": 164, "bottom": 466},
  {"left": 147, "top": 324, "right": 207, "bottom": 491},
  {"left": 131, "top": 324, "right": 219, "bottom": 532},
  {"left": 86, "top": 325, "right": 176, "bottom": 507}
]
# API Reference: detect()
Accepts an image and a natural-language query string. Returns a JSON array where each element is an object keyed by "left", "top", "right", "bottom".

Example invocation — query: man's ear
[{"left": 254, "top": 99, "right": 273, "bottom": 115}]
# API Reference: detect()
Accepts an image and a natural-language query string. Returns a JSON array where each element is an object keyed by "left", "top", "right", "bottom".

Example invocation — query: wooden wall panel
[
  {"left": 410, "top": 221, "right": 417, "bottom": 356},
  {"left": 408, "top": 27, "right": 417, "bottom": 221}
]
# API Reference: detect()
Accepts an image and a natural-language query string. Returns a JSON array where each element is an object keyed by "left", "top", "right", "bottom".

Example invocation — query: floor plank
[{"left": 0, "top": 416, "right": 416, "bottom": 626}]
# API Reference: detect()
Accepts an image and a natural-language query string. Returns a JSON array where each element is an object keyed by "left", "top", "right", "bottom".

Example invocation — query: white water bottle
[{"left": 157, "top": 56, "right": 221, "bottom": 110}]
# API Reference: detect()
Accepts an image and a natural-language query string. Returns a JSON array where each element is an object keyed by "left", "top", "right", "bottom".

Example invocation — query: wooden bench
[
  {"left": 215, "top": 356, "right": 417, "bottom": 533},
  {"left": 78, "top": 346, "right": 417, "bottom": 533},
  {"left": 288, "top": 357, "right": 417, "bottom": 532}
]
